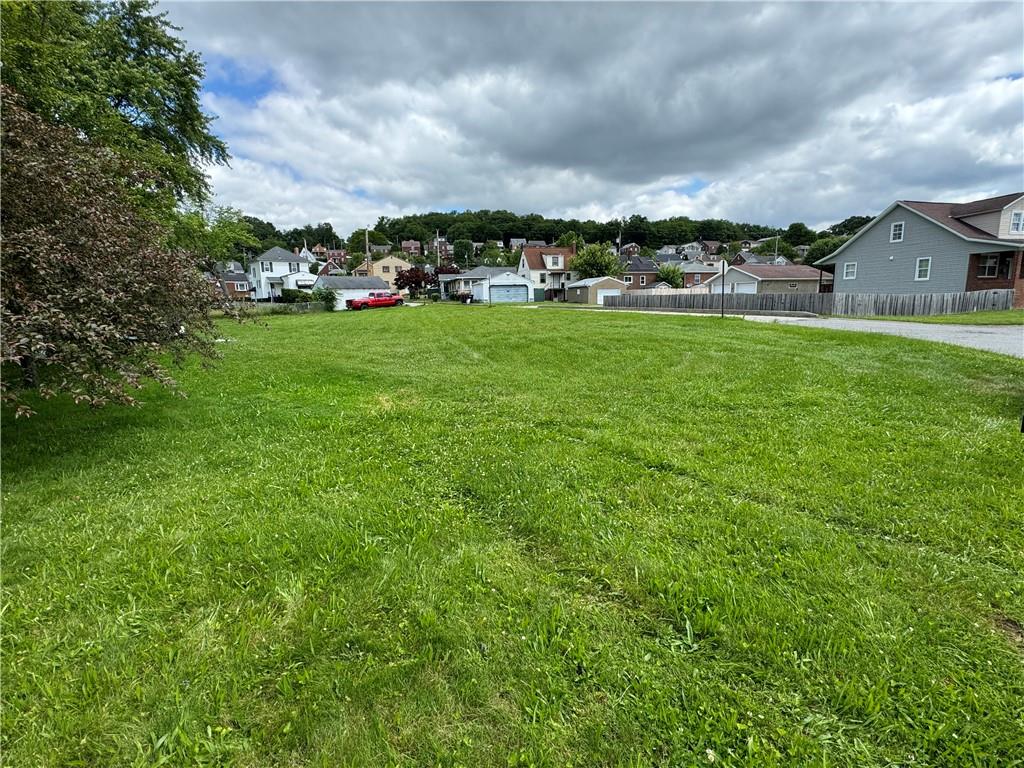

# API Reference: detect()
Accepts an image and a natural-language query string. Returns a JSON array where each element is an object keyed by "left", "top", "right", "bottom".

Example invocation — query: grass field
[
  {"left": 864, "top": 309, "right": 1024, "bottom": 325},
  {"left": 4, "top": 305, "right": 1024, "bottom": 766}
]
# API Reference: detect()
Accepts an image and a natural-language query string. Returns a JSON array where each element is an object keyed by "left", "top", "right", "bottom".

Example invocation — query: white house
[
  {"left": 249, "top": 246, "right": 317, "bottom": 300},
  {"left": 438, "top": 266, "right": 533, "bottom": 302},
  {"left": 313, "top": 275, "right": 391, "bottom": 309},
  {"left": 517, "top": 245, "right": 576, "bottom": 300}
]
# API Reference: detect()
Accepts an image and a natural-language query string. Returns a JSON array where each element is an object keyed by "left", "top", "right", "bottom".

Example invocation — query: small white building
[
  {"left": 438, "top": 266, "right": 533, "bottom": 302},
  {"left": 249, "top": 246, "right": 317, "bottom": 300},
  {"left": 313, "top": 275, "right": 391, "bottom": 309}
]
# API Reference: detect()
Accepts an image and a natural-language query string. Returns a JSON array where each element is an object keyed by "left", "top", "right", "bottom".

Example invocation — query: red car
[{"left": 346, "top": 290, "right": 404, "bottom": 311}]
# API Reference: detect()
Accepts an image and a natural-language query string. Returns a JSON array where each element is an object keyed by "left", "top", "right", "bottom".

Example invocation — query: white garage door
[
  {"left": 596, "top": 288, "right": 621, "bottom": 305},
  {"left": 489, "top": 285, "right": 529, "bottom": 303},
  {"left": 731, "top": 282, "right": 757, "bottom": 294}
]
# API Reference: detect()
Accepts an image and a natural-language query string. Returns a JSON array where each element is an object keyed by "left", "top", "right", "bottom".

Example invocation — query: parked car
[{"left": 345, "top": 291, "right": 404, "bottom": 310}]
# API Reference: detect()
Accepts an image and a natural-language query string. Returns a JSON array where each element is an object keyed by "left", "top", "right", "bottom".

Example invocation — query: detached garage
[
  {"left": 566, "top": 276, "right": 627, "bottom": 305},
  {"left": 313, "top": 275, "right": 391, "bottom": 309},
  {"left": 468, "top": 270, "right": 533, "bottom": 303}
]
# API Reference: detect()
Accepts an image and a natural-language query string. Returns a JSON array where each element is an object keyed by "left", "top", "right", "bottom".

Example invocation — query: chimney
[{"left": 293, "top": 247, "right": 299, "bottom": 255}]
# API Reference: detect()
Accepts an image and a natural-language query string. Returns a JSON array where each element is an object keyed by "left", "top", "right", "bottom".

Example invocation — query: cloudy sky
[{"left": 163, "top": 1, "right": 1024, "bottom": 234}]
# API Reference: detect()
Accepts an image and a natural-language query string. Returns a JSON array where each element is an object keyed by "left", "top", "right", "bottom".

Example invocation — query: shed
[
  {"left": 313, "top": 275, "right": 390, "bottom": 309},
  {"left": 565, "top": 276, "right": 627, "bottom": 305},
  {"left": 470, "top": 271, "right": 533, "bottom": 303}
]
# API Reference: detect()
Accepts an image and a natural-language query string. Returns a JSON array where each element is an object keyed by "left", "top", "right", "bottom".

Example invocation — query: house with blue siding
[{"left": 815, "top": 193, "right": 1024, "bottom": 307}]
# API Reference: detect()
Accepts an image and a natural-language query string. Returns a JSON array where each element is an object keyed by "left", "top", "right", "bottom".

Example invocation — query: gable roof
[
  {"left": 817, "top": 194, "right": 1024, "bottom": 265},
  {"left": 708, "top": 264, "right": 826, "bottom": 283},
  {"left": 622, "top": 256, "right": 659, "bottom": 273},
  {"left": 566, "top": 276, "right": 627, "bottom": 288},
  {"left": 258, "top": 246, "right": 313, "bottom": 263},
  {"left": 522, "top": 246, "right": 574, "bottom": 270},
  {"left": 314, "top": 275, "right": 389, "bottom": 290},
  {"left": 437, "top": 266, "right": 511, "bottom": 282}
]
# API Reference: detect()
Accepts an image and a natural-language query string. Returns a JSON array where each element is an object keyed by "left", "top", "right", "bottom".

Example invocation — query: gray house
[{"left": 816, "top": 193, "right": 1024, "bottom": 306}]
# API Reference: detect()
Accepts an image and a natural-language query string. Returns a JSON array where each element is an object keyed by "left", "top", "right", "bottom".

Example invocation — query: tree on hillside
[
  {"left": 828, "top": 215, "right": 873, "bottom": 237},
  {"left": 804, "top": 236, "right": 848, "bottom": 264},
  {"left": 478, "top": 242, "right": 503, "bottom": 266},
  {"left": 243, "top": 216, "right": 287, "bottom": 251},
  {"left": 345, "top": 228, "right": 389, "bottom": 254},
  {"left": 782, "top": 222, "right": 817, "bottom": 247},
  {"left": 453, "top": 239, "right": 474, "bottom": 266},
  {"left": 1, "top": 88, "right": 233, "bottom": 416},
  {"left": 572, "top": 243, "right": 623, "bottom": 279},
  {"left": 752, "top": 238, "right": 798, "bottom": 260},
  {"left": 1, "top": 0, "right": 227, "bottom": 209},
  {"left": 555, "top": 230, "right": 586, "bottom": 249},
  {"left": 657, "top": 264, "right": 684, "bottom": 288}
]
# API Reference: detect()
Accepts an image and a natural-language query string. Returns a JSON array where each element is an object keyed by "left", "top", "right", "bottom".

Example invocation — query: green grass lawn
[
  {"left": 863, "top": 309, "right": 1024, "bottom": 325},
  {"left": 4, "top": 305, "right": 1024, "bottom": 766}
]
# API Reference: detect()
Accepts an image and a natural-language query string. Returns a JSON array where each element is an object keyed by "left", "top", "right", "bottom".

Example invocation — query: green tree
[
  {"left": 804, "top": 236, "right": 848, "bottom": 264},
  {"left": 345, "top": 228, "right": 389, "bottom": 254},
  {"left": 555, "top": 230, "right": 585, "bottom": 249},
  {"left": 657, "top": 264, "right": 684, "bottom": 288},
  {"left": 311, "top": 285, "right": 336, "bottom": 311},
  {"left": 752, "top": 238, "right": 798, "bottom": 260},
  {"left": 828, "top": 215, "right": 873, "bottom": 237},
  {"left": 478, "top": 242, "right": 503, "bottom": 265},
  {"left": 1, "top": 0, "right": 227, "bottom": 208},
  {"left": 571, "top": 243, "right": 623, "bottom": 279},
  {"left": 782, "top": 222, "right": 817, "bottom": 247},
  {"left": 453, "top": 239, "right": 474, "bottom": 266},
  {"left": 169, "top": 207, "right": 259, "bottom": 270}
]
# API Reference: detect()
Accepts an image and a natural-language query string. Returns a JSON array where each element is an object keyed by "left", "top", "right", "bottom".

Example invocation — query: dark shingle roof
[
  {"left": 899, "top": 199, "right": 1022, "bottom": 242},
  {"left": 949, "top": 192, "right": 1023, "bottom": 217},
  {"left": 733, "top": 265, "right": 827, "bottom": 280},
  {"left": 258, "top": 246, "right": 313, "bottom": 263}
]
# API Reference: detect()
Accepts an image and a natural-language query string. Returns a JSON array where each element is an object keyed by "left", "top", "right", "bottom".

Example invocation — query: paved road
[{"left": 743, "top": 316, "right": 1024, "bottom": 358}]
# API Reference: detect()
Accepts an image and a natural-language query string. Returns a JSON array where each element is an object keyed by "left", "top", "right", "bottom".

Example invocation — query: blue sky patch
[
  {"left": 203, "top": 53, "right": 278, "bottom": 104},
  {"left": 669, "top": 178, "right": 708, "bottom": 196}
]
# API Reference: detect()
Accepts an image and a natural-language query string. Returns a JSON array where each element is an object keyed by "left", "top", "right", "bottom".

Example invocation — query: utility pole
[
  {"left": 436, "top": 229, "right": 440, "bottom": 267},
  {"left": 364, "top": 227, "right": 369, "bottom": 264},
  {"left": 720, "top": 258, "right": 726, "bottom": 319}
]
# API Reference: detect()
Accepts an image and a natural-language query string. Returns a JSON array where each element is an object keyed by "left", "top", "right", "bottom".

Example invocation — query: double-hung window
[
  {"left": 843, "top": 262, "right": 857, "bottom": 279},
  {"left": 639, "top": 275, "right": 647, "bottom": 286},
  {"left": 624, "top": 275, "right": 633, "bottom": 284},
  {"left": 261, "top": 261, "right": 271, "bottom": 272},
  {"left": 1010, "top": 211, "right": 1024, "bottom": 233},
  {"left": 288, "top": 262, "right": 299, "bottom": 272},
  {"left": 915, "top": 257, "right": 931, "bottom": 281},
  {"left": 977, "top": 255, "right": 999, "bottom": 278},
  {"left": 889, "top": 222, "right": 905, "bottom": 242}
]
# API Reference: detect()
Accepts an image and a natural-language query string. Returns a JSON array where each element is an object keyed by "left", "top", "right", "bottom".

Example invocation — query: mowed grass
[
  {"left": 3, "top": 305, "right": 1024, "bottom": 767},
  {"left": 864, "top": 309, "right": 1024, "bottom": 325}
]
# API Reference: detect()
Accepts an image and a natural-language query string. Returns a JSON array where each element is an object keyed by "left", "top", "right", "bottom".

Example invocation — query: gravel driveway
[{"left": 743, "top": 316, "right": 1024, "bottom": 358}]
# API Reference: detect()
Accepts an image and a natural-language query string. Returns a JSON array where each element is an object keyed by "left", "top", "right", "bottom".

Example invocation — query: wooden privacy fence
[{"left": 603, "top": 289, "right": 1015, "bottom": 317}]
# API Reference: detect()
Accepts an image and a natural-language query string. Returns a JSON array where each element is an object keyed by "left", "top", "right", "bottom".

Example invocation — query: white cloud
[{"left": 166, "top": 1, "right": 1024, "bottom": 234}]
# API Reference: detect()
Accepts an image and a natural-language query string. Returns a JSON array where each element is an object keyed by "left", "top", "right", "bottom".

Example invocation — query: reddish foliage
[{"left": 1, "top": 87, "right": 234, "bottom": 415}]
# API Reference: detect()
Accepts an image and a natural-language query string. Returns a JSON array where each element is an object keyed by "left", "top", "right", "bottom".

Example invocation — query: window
[
  {"left": 639, "top": 275, "right": 647, "bottom": 286},
  {"left": 551, "top": 256, "right": 561, "bottom": 268},
  {"left": 382, "top": 265, "right": 390, "bottom": 273},
  {"left": 843, "top": 262, "right": 857, "bottom": 279},
  {"left": 624, "top": 275, "right": 633, "bottom": 284},
  {"left": 540, "top": 273, "right": 546, "bottom": 284},
  {"left": 915, "top": 257, "right": 931, "bottom": 281},
  {"left": 788, "top": 282, "right": 798, "bottom": 288},
  {"left": 576, "top": 288, "right": 581, "bottom": 296},
  {"left": 1011, "top": 211, "right": 1024, "bottom": 233},
  {"left": 233, "top": 282, "right": 248, "bottom": 290},
  {"left": 693, "top": 275, "right": 701, "bottom": 285},
  {"left": 977, "top": 255, "right": 999, "bottom": 278},
  {"left": 889, "top": 222, "right": 905, "bottom": 242},
  {"left": 261, "top": 261, "right": 271, "bottom": 272},
  {"left": 288, "top": 262, "right": 299, "bottom": 272}
]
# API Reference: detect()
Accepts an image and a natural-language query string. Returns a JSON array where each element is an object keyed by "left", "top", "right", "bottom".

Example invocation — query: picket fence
[{"left": 603, "top": 289, "right": 1015, "bottom": 317}]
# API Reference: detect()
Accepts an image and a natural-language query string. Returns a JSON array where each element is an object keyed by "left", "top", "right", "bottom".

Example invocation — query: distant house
[
  {"left": 701, "top": 240, "right": 723, "bottom": 255},
  {"left": 793, "top": 245, "right": 811, "bottom": 260},
  {"left": 401, "top": 240, "right": 422, "bottom": 258},
  {"left": 347, "top": 254, "right": 413, "bottom": 291},
  {"left": 679, "top": 242, "right": 704, "bottom": 257},
  {"left": 815, "top": 193, "right": 1024, "bottom": 305},
  {"left": 731, "top": 251, "right": 793, "bottom": 266},
  {"left": 619, "top": 242, "right": 642, "bottom": 257},
  {"left": 214, "top": 261, "right": 252, "bottom": 300},
  {"left": 681, "top": 261, "right": 721, "bottom": 287},
  {"left": 431, "top": 236, "right": 453, "bottom": 261},
  {"left": 438, "top": 266, "right": 533, "bottom": 302},
  {"left": 566, "top": 276, "right": 627, "bottom": 305},
  {"left": 621, "top": 256, "right": 659, "bottom": 290},
  {"left": 508, "top": 237, "right": 527, "bottom": 251},
  {"left": 369, "top": 243, "right": 391, "bottom": 255},
  {"left": 249, "top": 246, "right": 317, "bottom": 300},
  {"left": 526, "top": 239, "right": 547, "bottom": 248},
  {"left": 656, "top": 244, "right": 680, "bottom": 257},
  {"left": 517, "top": 245, "right": 577, "bottom": 301},
  {"left": 705, "top": 264, "right": 831, "bottom": 294},
  {"left": 313, "top": 275, "right": 390, "bottom": 309}
]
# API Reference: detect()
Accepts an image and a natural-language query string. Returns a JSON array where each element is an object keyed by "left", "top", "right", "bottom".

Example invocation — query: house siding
[
  {"left": 832, "top": 207, "right": 974, "bottom": 294},
  {"left": 997, "top": 197, "right": 1024, "bottom": 239}
]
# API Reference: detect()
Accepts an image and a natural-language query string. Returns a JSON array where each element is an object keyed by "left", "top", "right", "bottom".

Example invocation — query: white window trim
[
  {"left": 693, "top": 275, "right": 701, "bottom": 284},
  {"left": 639, "top": 275, "right": 647, "bottom": 286},
  {"left": 1010, "top": 211, "right": 1024, "bottom": 233},
  {"left": 624, "top": 275, "right": 633, "bottom": 284},
  {"left": 843, "top": 262, "right": 857, "bottom": 279},
  {"left": 914, "top": 257, "right": 931, "bottom": 281},
  {"left": 977, "top": 255, "right": 999, "bottom": 278},
  {"left": 889, "top": 222, "right": 905, "bottom": 243},
  {"left": 261, "top": 262, "right": 271, "bottom": 272}
]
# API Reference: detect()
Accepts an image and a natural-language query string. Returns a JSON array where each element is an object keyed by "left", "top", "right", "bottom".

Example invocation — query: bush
[
  {"left": 311, "top": 285, "right": 336, "bottom": 311},
  {"left": 280, "top": 288, "right": 312, "bottom": 304}
]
